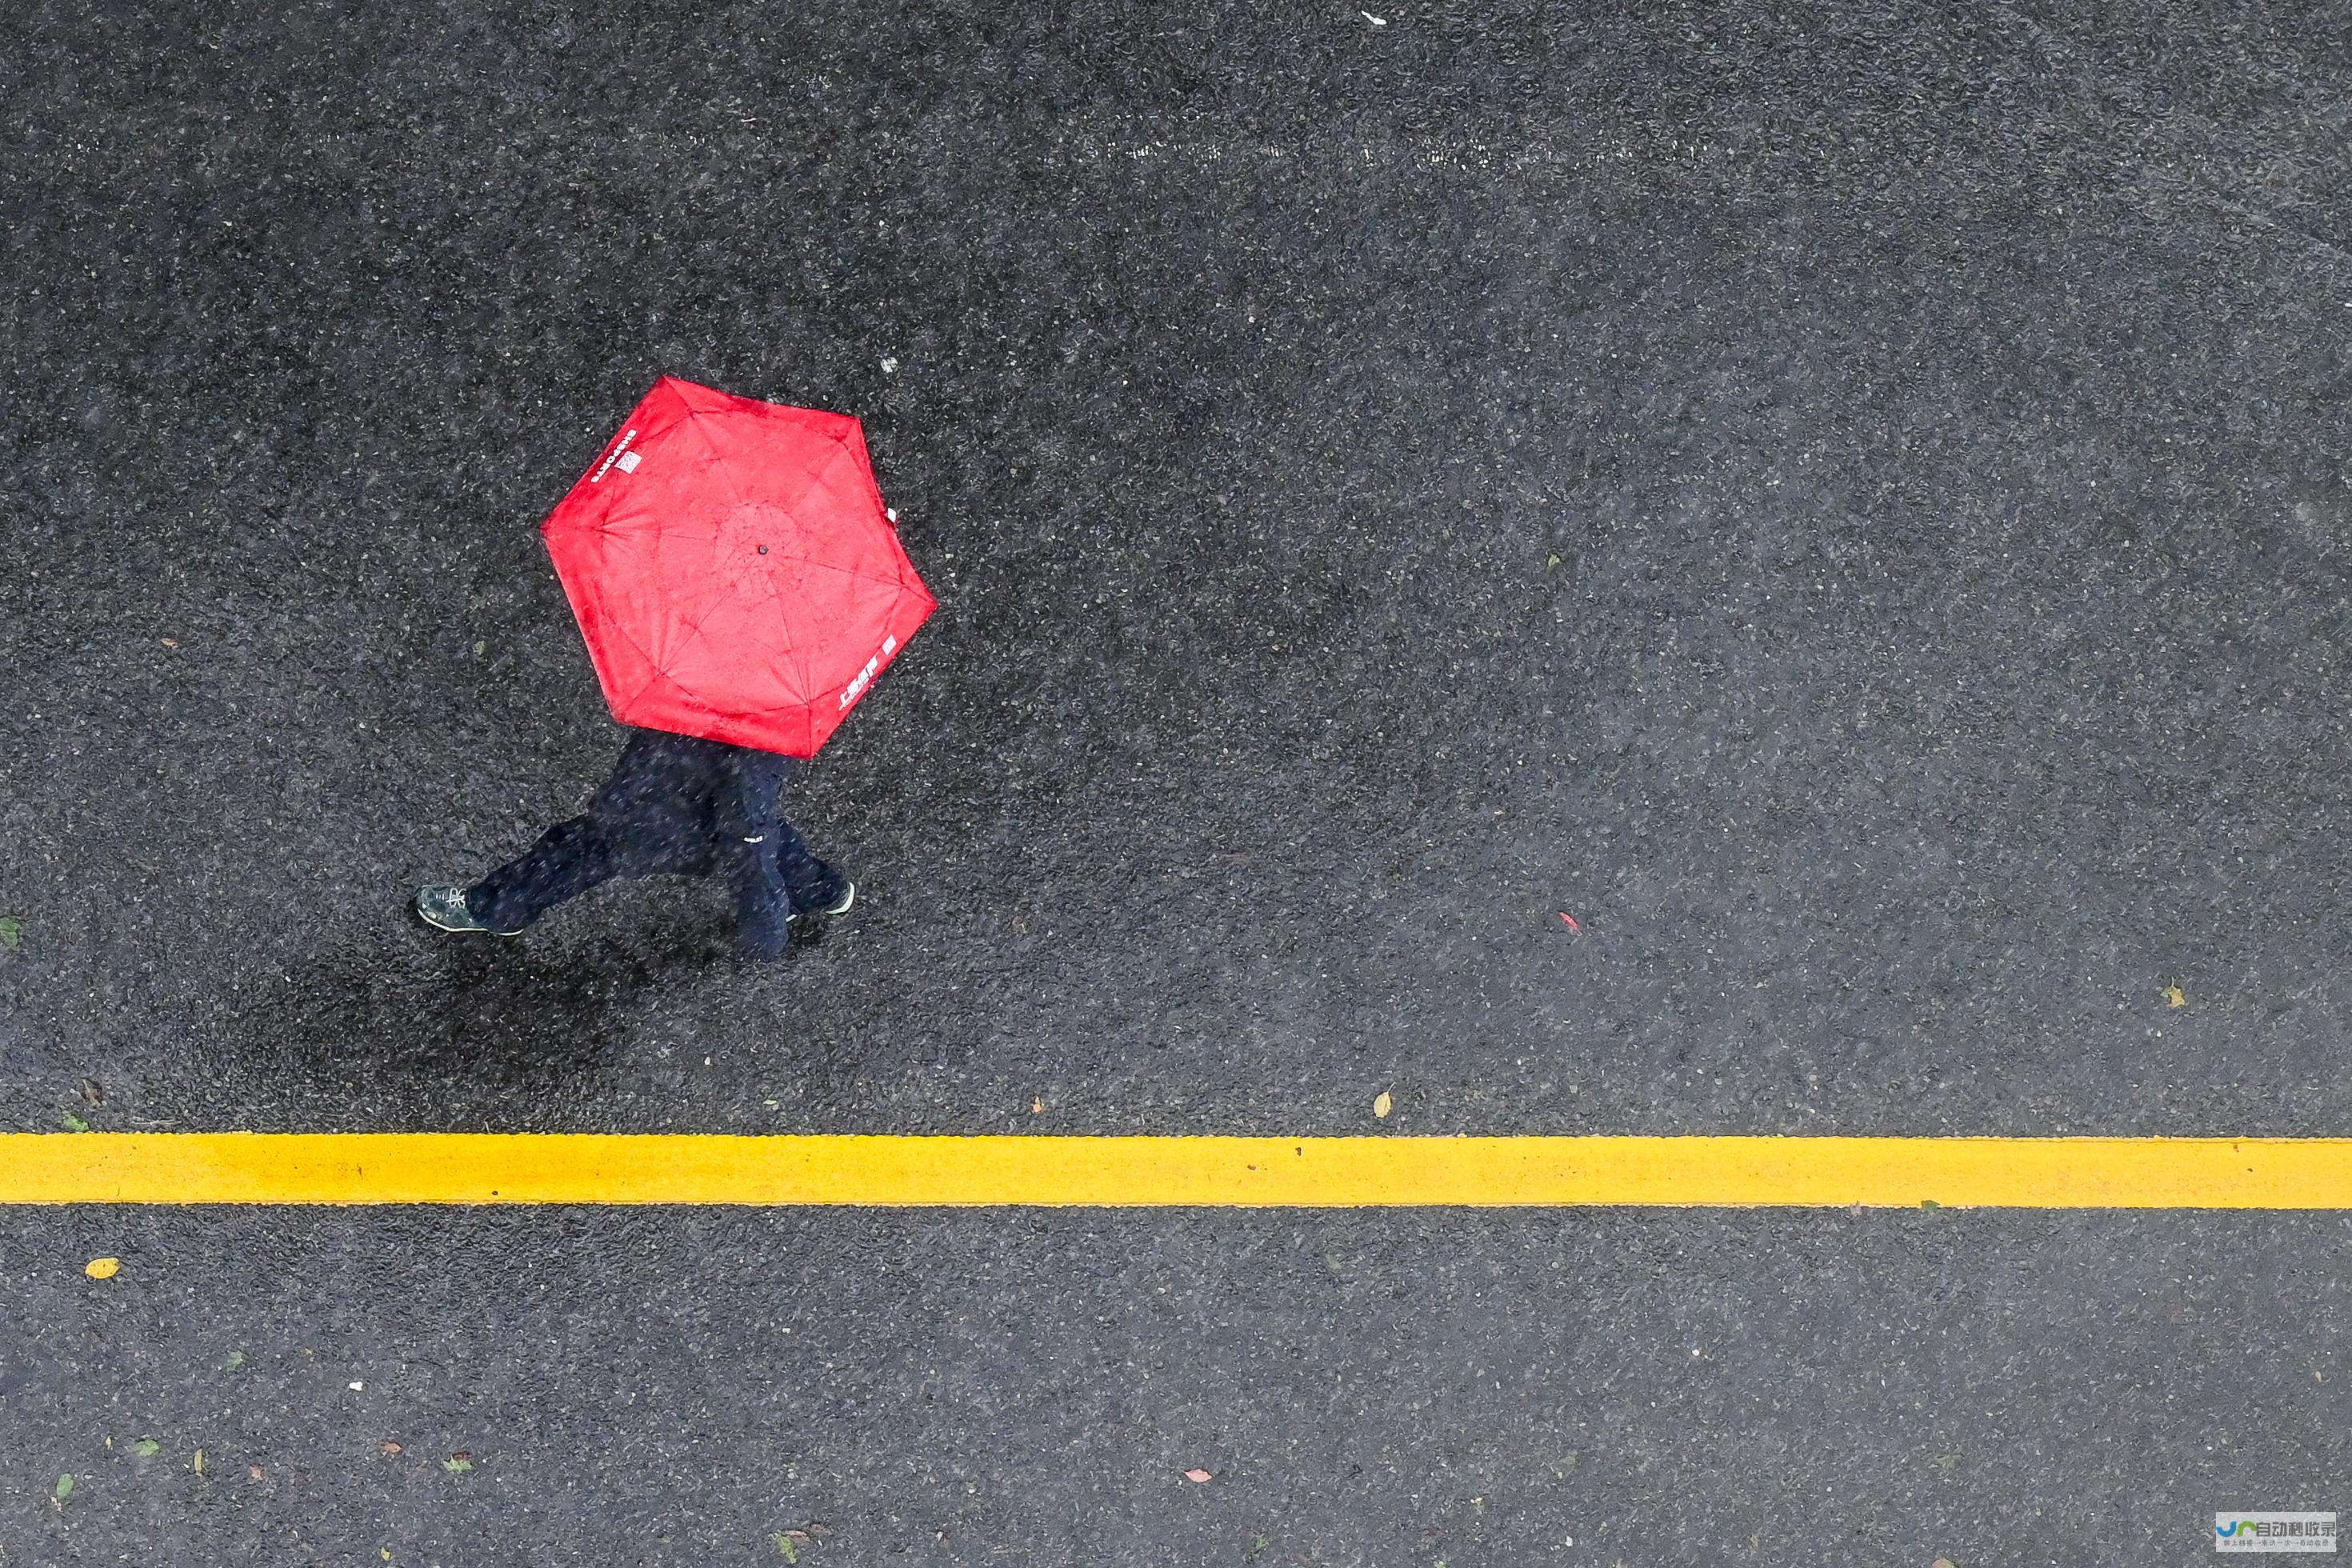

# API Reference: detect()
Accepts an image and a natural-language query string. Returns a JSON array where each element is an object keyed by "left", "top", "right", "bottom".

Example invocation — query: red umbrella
[{"left": 539, "top": 376, "right": 936, "bottom": 757}]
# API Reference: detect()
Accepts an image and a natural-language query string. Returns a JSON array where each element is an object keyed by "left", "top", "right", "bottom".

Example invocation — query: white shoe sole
[
  {"left": 420, "top": 914, "right": 518, "bottom": 936},
  {"left": 790, "top": 881, "right": 856, "bottom": 921}
]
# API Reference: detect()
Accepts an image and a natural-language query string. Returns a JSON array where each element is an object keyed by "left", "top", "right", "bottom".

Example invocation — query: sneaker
[
  {"left": 790, "top": 879, "right": 855, "bottom": 921},
  {"left": 415, "top": 885, "right": 521, "bottom": 936}
]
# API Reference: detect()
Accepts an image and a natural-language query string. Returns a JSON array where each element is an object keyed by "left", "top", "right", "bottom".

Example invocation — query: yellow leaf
[
  {"left": 193, "top": 1450, "right": 204, "bottom": 1475},
  {"left": 84, "top": 1257, "right": 119, "bottom": 1280},
  {"left": 2162, "top": 986, "right": 2186, "bottom": 1010},
  {"left": 1372, "top": 1090, "right": 1393, "bottom": 1119}
]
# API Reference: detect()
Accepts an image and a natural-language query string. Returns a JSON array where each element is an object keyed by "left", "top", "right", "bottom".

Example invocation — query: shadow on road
[{"left": 214, "top": 907, "right": 765, "bottom": 1125}]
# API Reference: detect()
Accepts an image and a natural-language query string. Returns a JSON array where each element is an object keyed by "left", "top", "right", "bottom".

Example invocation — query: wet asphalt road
[{"left": 6, "top": 1, "right": 2352, "bottom": 1562}]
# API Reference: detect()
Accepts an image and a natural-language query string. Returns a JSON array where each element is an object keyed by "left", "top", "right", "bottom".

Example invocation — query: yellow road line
[{"left": 2, "top": 1133, "right": 2350, "bottom": 1206}]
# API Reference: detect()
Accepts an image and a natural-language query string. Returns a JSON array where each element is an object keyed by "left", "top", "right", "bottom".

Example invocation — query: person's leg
[
  {"left": 771, "top": 816, "right": 853, "bottom": 917},
  {"left": 466, "top": 816, "right": 624, "bottom": 933},
  {"left": 717, "top": 834, "right": 790, "bottom": 958}
]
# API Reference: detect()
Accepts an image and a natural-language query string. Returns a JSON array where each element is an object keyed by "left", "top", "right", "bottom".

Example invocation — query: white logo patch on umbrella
[{"left": 841, "top": 635, "right": 898, "bottom": 708}]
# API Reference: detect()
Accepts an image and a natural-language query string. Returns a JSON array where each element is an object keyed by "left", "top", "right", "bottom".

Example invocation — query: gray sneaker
[
  {"left": 790, "top": 879, "right": 855, "bottom": 921},
  {"left": 415, "top": 885, "right": 519, "bottom": 935}
]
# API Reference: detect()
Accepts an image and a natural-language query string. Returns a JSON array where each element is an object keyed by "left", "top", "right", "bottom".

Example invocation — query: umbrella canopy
[{"left": 539, "top": 376, "right": 935, "bottom": 757}]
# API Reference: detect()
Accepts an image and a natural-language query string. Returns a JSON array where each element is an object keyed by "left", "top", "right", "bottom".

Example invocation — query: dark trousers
[{"left": 469, "top": 814, "right": 842, "bottom": 934}]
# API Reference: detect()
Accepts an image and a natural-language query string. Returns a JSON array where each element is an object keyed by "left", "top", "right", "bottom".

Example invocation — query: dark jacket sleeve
[{"left": 714, "top": 746, "right": 792, "bottom": 958}]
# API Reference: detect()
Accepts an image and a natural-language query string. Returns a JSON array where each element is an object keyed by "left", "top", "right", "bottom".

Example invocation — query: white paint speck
[
  {"left": 1362, "top": 10, "right": 1387, "bottom": 22},
  {"left": 880, "top": 356, "right": 898, "bottom": 374},
  {"left": 886, "top": 507, "right": 900, "bottom": 523},
  {"left": 348, "top": 1381, "right": 364, "bottom": 1391}
]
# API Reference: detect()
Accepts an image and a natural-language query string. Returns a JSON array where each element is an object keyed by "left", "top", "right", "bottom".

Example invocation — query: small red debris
[
  {"left": 1558, "top": 913, "right": 1581, "bottom": 933},
  {"left": 1182, "top": 1468, "right": 1214, "bottom": 1484}
]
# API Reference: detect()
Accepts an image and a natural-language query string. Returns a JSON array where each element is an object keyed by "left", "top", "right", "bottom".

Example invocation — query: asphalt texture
[{"left": 5, "top": 1, "right": 2352, "bottom": 1562}]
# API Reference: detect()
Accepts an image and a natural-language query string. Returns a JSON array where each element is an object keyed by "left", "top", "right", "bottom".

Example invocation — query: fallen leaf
[
  {"left": 0, "top": 916, "right": 22, "bottom": 951},
  {"left": 194, "top": 1449, "right": 204, "bottom": 1474},
  {"left": 379, "top": 1441, "right": 402, "bottom": 1456},
  {"left": 1920, "top": 1198, "right": 1942, "bottom": 1210},
  {"left": 1031, "top": 1097, "right": 1046, "bottom": 1114},
  {"left": 85, "top": 1257, "right": 120, "bottom": 1280},
  {"left": 54, "top": 1474, "right": 73, "bottom": 1501},
  {"left": 772, "top": 1533, "right": 799, "bottom": 1563},
  {"left": 248, "top": 1464, "right": 264, "bottom": 1481},
  {"left": 472, "top": 640, "right": 486, "bottom": 656},
  {"left": 61, "top": 1110, "right": 90, "bottom": 1133},
  {"left": 1546, "top": 554, "right": 1562, "bottom": 569},
  {"left": 2162, "top": 985, "right": 2186, "bottom": 1009},
  {"left": 161, "top": 638, "right": 178, "bottom": 647},
  {"left": 1372, "top": 1090, "right": 1393, "bottom": 1119},
  {"left": 1934, "top": 1559, "right": 1957, "bottom": 1568},
  {"left": 134, "top": 1438, "right": 160, "bottom": 1458},
  {"left": 1183, "top": 1468, "right": 1214, "bottom": 1483},
  {"left": 443, "top": 1454, "right": 474, "bottom": 1474},
  {"left": 382, "top": 1552, "right": 394, "bottom": 1562},
  {"left": 225, "top": 1350, "right": 246, "bottom": 1370},
  {"left": 79, "top": 1078, "right": 103, "bottom": 1106}
]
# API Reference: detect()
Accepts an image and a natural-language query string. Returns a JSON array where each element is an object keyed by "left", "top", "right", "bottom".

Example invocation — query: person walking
[
  {"left": 421, "top": 377, "right": 932, "bottom": 958},
  {"left": 416, "top": 728, "right": 854, "bottom": 959}
]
